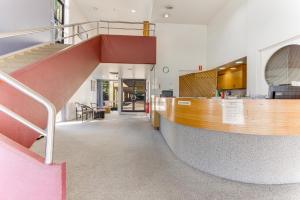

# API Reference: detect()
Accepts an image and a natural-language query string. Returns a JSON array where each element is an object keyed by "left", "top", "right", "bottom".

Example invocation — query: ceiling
[
  {"left": 73, "top": 0, "right": 230, "bottom": 25},
  {"left": 73, "top": 0, "right": 153, "bottom": 22},
  {"left": 92, "top": 64, "right": 151, "bottom": 80},
  {"left": 152, "top": 0, "right": 229, "bottom": 24}
]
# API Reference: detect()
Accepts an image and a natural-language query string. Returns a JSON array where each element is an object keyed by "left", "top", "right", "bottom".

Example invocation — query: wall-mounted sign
[
  {"left": 222, "top": 99, "right": 244, "bottom": 125},
  {"left": 291, "top": 81, "right": 300, "bottom": 87},
  {"left": 178, "top": 101, "right": 192, "bottom": 106},
  {"left": 199, "top": 65, "right": 203, "bottom": 71}
]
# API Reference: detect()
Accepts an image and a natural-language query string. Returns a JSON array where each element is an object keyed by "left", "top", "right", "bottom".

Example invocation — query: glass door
[{"left": 122, "top": 79, "right": 146, "bottom": 112}]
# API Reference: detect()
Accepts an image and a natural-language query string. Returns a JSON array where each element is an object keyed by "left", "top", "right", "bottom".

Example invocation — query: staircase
[
  {"left": 0, "top": 43, "right": 70, "bottom": 74},
  {"left": 0, "top": 20, "right": 156, "bottom": 200}
]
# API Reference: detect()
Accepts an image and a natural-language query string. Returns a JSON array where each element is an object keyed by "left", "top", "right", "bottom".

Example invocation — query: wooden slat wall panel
[
  {"left": 179, "top": 73, "right": 196, "bottom": 97},
  {"left": 194, "top": 69, "right": 217, "bottom": 97},
  {"left": 179, "top": 69, "right": 217, "bottom": 97}
]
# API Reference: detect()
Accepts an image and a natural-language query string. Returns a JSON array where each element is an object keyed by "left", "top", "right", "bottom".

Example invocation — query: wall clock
[{"left": 163, "top": 66, "right": 169, "bottom": 73}]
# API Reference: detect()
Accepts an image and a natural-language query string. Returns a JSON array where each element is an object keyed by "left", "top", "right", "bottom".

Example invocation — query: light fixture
[
  {"left": 131, "top": 9, "right": 136, "bottom": 13},
  {"left": 219, "top": 67, "right": 226, "bottom": 70},
  {"left": 230, "top": 67, "right": 237, "bottom": 70},
  {"left": 235, "top": 61, "right": 243, "bottom": 64},
  {"left": 165, "top": 5, "right": 174, "bottom": 10},
  {"left": 163, "top": 13, "right": 170, "bottom": 18}
]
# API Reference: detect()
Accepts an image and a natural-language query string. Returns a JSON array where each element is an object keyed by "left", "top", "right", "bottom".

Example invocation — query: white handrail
[
  {"left": 0, "top": 105, "right": 47, "bottom": 137},
  {"left": 0, "top": 71, "right": 56, "bottom": 164},
  {"left": 0, "top": 20, "right": 156, "bottom": 41},
  {"left": 0, "top": 21, "right": 97, "bottom": 39}
]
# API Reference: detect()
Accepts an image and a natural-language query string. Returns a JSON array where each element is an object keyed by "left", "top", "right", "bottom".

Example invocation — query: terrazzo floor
[{"left": 31, "top": 112, "right": 300, "bottom": 200}]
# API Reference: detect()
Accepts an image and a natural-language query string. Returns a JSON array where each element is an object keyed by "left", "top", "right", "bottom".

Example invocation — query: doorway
[
  {"left": 97, "top": 80, "right": 119, "bottom": 111},
  {"left": 122, "top": 79, "right": 146, "bottom": 112}
]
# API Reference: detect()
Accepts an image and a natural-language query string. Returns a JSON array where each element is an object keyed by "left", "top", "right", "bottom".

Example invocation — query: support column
[
  {"left": 97, "top": 80, "right": 104, "bottom": 108},
  {"left": 118, "top": 69, "right": 123, "bottom": 114},
  {"left": 143, "top": 21, "right": 150, "bottom": 36}
]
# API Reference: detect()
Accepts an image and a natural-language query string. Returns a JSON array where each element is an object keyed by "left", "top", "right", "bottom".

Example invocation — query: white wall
[
  {"left": 207, "top": 0, "right": 300, "bottom": 97},
  {"left": 62, "top": 0, "right": 98, "bottom": 121},
  {"left": 65, "top": 74, "right": 97, "bottom": 120},
  {"left": 0, "top": 0, "right": 53, "bottom": 55},
  {"left": 153, "top": 23, "right": 207, "bottom": 97},
  {"left": 65, "top": 0, "right": 97, "bottom": 43},
  {"left": 247, "top": 0, "right": 300, "bottom": 96},
  {"left": 66, "top": 0, "right": 88, "bottom": 24},
  {"left": 207, "top": 0, "right": 247, "bottom": 68}
]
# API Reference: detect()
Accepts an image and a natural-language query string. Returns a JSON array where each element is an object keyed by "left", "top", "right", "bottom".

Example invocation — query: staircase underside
[
  {"left": 0, "top": 35, "right": 156, "bottom": 148},
  {"left": 0, "top": 37, "right": 101, "bottom": 147}
]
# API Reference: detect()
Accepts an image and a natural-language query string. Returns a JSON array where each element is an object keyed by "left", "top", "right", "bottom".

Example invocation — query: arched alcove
[{"left": 265, "top": 45, "right": 300, "bottom": 86}]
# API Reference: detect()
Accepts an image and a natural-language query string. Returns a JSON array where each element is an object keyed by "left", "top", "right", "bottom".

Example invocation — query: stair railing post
[
  {"left": 45, "top": 103, "right": 56, "bottom": 164},
  {"left": 72, "top": 25, "right": 75, "bottom": 45},
  {"left": 97, "top": 21, "right": 100, "bottom": 35}
]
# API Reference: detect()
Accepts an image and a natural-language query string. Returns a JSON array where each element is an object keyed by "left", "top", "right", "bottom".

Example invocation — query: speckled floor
[{"left": 32, "top": 112, "right": 300, "bottom": 200}]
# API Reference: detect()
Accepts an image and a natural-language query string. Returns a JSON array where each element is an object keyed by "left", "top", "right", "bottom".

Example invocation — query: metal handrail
[
  {"left": 0, "top": 21, "right": 97, "bottom": 39},
  {"left": 0, "top": 71, "right": 56, "bottom": 165},
  {"left": 0, "top": 20, "right": 156, "bottom": 42}
]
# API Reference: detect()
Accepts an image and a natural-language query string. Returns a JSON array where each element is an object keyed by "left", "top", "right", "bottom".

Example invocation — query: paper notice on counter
[{"left": 222, "top": 99, "right": 245, "bottom": 125}]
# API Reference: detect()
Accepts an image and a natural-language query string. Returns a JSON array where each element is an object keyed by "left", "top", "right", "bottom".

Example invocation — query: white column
[{"left": 118, "top": 67, "right": 123, "bottom": 114}]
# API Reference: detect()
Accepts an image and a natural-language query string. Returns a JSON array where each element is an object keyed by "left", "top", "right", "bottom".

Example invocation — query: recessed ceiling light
[
  {"left": 163, "top": 13, "right": 170, "bottom": 18},
  {"left": 230, "top": 67, "right": 237, "bottom": 70},
  {"left": 235, "top": 61, "right": 243, "bottom": 64},
  {"left": 131, "top": 9, "right": 136, "bottom": 13},
  {"left": 219, "top": 67, "right": 226, "bottom": 70}
]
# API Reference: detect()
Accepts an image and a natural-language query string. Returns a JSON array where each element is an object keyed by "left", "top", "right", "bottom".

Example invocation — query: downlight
[
  {"left": 163, "top": 5, "right": 173, "bottom": 18},
  {"left": 163, "top": 13, "right": 170, "bottom": 18}
]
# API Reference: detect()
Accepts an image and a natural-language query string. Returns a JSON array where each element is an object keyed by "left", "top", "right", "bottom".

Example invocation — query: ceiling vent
[{"left": 165, "top": 5, "right": 174, "bottom": 10}]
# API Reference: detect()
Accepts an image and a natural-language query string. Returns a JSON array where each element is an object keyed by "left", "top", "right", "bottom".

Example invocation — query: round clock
[{"left": 163, "top": 66, "right": 169, "bottom": 73}]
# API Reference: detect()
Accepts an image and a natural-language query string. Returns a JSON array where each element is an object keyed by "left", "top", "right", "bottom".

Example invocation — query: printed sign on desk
[
  {"left": 222, "top": 99, "right": 245, "bottom": 125},
  {"left": 178, "top": 101, "right": 192, "bottom": 106}
]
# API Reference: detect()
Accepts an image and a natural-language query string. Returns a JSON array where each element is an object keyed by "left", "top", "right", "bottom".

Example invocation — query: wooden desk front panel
[{"left": 154, "top": 97, "right": 300, "bottom": 136}]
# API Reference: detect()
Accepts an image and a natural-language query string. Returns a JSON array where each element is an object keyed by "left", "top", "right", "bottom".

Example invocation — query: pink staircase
[{"left": 0, "top": 34, "right": 156, "bottom": 200}]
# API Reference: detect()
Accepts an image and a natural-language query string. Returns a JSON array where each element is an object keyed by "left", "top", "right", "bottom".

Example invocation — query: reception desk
[{"left": 152, "top": 97, "right": 300, "bottom": 184}]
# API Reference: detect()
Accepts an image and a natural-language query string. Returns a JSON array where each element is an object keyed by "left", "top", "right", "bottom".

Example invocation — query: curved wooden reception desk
[{"left": 152, "top": 97, "right": 300, "bottom": 184}]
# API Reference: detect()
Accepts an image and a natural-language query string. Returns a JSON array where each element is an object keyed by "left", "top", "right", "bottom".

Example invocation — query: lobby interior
[{"left": 2, "top": 0, "right": 300, "bottom": 200}]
